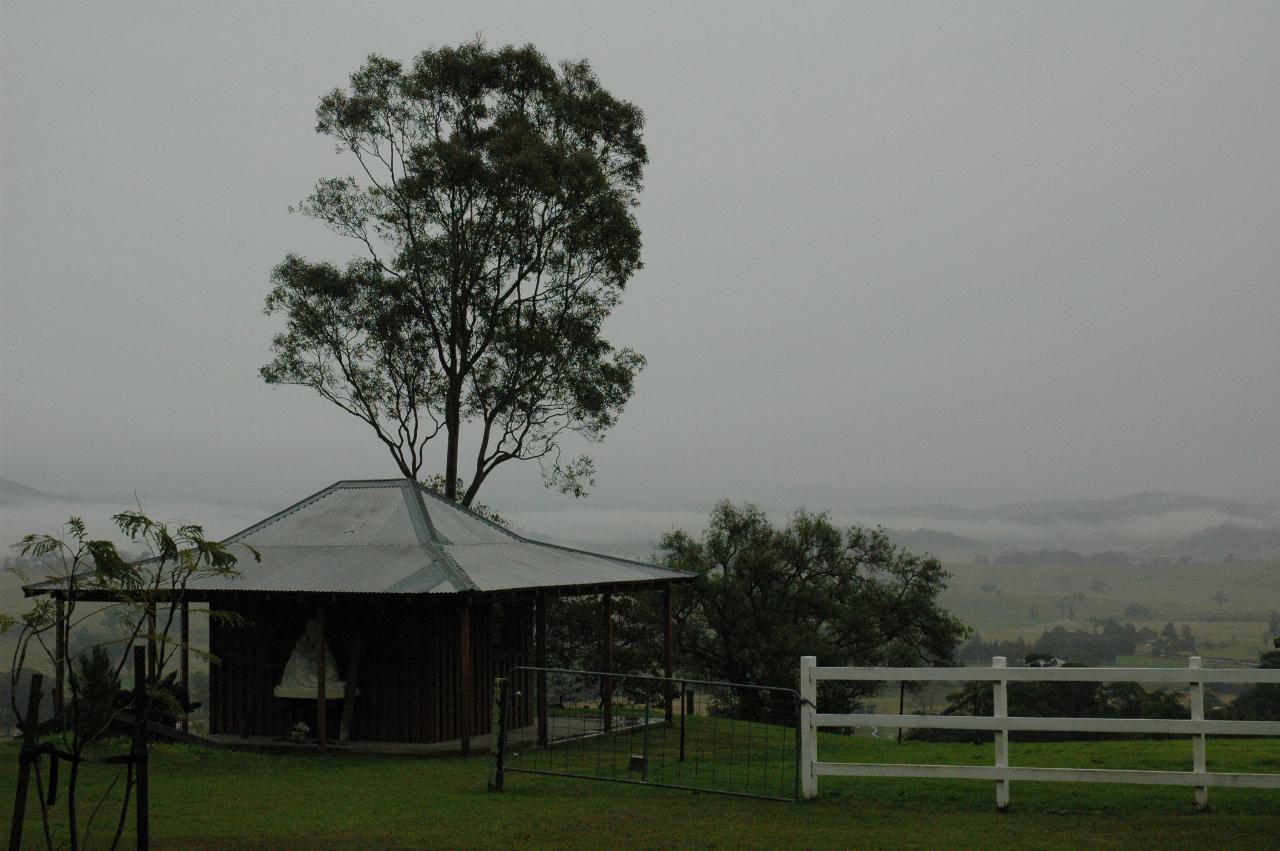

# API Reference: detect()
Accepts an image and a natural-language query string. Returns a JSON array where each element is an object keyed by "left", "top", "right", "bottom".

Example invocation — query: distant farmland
[{"left": 939, "top": 558, "right": 1280, "bottom": 662}]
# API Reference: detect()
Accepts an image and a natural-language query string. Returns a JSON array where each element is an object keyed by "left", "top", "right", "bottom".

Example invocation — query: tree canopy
[
  {"left": 262, "top": 41, "right": 647, "bottom": 504},
  {"left": 660, "top": 502, "right": 969, "bottom": 716}
]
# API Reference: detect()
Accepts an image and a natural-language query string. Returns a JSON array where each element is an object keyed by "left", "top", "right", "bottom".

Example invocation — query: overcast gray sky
[{"left": 3, "top": 1, "right": 1278, "bottom": 518}]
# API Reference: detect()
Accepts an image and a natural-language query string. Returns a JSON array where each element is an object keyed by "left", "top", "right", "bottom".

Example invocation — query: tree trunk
[
  {"left": 444, "top": 377, "right": 462, "bottom": 500},
  {"left": 460, "top": 469, "right": 488, "bottom": 508}
]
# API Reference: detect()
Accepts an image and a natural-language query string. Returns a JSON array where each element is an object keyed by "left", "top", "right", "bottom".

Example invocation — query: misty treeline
[
  {"left": 958, "top": 620, "right": 1198, "bottom": 668},
  {"left": 990, "top": 549, "right": 1133, "bottom": 566},
  {"left": 261, "top": 41, "right": 648, "bottom": 505},
  {"left": 546, "top": 502, "right": 969, "bottom": 721}
]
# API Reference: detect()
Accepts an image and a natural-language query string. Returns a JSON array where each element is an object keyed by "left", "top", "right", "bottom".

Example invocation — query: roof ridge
[
  {"left": 409, "top": 480, "right": 526, "bottom": 542},
  {"left": 222, "top": 483, "right": 341, "bottom": 543},
  {"left": 400, "top": 482, "right": 479, "bottom": 591},
  {"left": 406, "top": 479, "right": 682, "bottom": 572}
]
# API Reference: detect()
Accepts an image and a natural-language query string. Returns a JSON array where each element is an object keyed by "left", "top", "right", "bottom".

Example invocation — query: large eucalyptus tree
[{"left": 262, "top": 41, "right": 647, "bottom": 504}]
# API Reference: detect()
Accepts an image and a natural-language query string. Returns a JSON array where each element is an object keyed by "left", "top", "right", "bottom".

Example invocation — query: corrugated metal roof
[
  {"left": 419, "top": 496, "right": 512, "bottom": 545},
  {"left": 167, "top": 478, "right": 692, "bottom": 596},
  {"left": 233, "top": 485, "right": 420, "bottom": 547},
  {"left": 190, "top": 545, "right": 465, "bottom": 594},
  {"left": 450, "top": 542, "right": 681, "bottom": 592}
]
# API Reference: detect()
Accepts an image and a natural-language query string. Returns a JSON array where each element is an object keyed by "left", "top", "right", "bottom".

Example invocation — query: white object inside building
[{"left": 274, "top": 616, "right": 347, "bottom": 699}]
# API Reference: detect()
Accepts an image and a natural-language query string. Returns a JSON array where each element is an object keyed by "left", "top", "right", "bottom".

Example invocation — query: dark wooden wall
[{"left": 208, "top": 594, "right": 533, "bottom": 743}]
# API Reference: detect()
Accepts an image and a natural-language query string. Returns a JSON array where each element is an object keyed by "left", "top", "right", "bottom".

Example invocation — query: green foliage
[
  {"left": 262, "top": 39, "right": 648, "bottom": 504},
  {"left": 1033, "top": 621, "right": 1139, "bottom": 665},
  {"left": 1213, "top": 650, "right": 1280, "bottom": 721},
  {"left": 959, "top": 620, "right": 1155, "bottom": 666},
  {"left": 660, "top": 503, "right": 968, "bottom": 717},
  {"left": 71, "top": 646, "right": 120, "bottom": 743},
  {"left": 545, "top": 591, "right": 662, "bottom": 685},
  {"left": 141, "top": 670, "right": 200, "bottom": 728},
  {"left": 1152, "top": 621, "right": 1197, "bottom": 655}
]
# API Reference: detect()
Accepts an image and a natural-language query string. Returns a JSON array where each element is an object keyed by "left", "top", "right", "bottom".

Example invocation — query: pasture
[
  {"left": 4, "top": 731, "right": 1280, "bottom": 849},
  {"left": 938, "top": 559, "right": 1280, "bottom": 661}
]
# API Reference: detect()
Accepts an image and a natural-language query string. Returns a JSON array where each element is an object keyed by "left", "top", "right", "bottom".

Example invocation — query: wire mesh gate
[{"left": 488, "top": 667, "right": 801, "bottom": 801}]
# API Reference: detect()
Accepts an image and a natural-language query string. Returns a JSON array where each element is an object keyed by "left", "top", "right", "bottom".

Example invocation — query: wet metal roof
[{"left": 177, "top": 479, "right": 690, "bottom": 596}]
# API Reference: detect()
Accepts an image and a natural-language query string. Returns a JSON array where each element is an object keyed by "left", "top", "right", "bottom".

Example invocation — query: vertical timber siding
[{"left": 209, "top": 594, "right": 532, "bottom": 743}]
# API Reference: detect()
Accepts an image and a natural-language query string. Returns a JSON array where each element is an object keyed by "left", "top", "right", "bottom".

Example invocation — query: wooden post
[
  {"left": 460, "top": 599, "right": 473, "bottom": 755},
  {"left": 316, "top": 604, "right": 327, "bottom": 752},
  {"left": 488, "top": 677, "right": 509, "bottom": 791},
  {"left": 146, "top": 605, "right": 158, "bottom": 684},
  {"left": 1190, "top": 656, "right": 1208, "bottom": 810},
  {"left": 179, "top": 602, "right": 190, "bottom": 734},
  {"left": 535, "top": 592, "right": 548, "bottom": 747},
  {"left": 663, "top": 583, "right": 674, "bottom": 724},
  {"left": 993, "top": 656, "right": 1009, "bottom": 812},
  {"left": 799, "top": 656, "right": 817, "bottom": 799},
  {"left": 54, "top": 597, "right": 66, "bottom": 727},
  {"left": 601, "top": 592, "right": 614, "bottom": 733},
  {"left": 678, "top": 682, "right": 687, "bottom": 762},
  {"left": 133, "top": 646, "right": 149, "bottom": 851},
  {"left": 897, "top": 681, "right": 906, "bottom": 744},
  {"left": 8, "top": 672, "right": 44, "bottom": 851},
  {"left": 339, "top": 632, "right": 363, "bottom": 746}
]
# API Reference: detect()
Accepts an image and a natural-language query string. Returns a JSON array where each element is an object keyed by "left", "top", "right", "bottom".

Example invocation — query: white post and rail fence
[{"left": 799, "top": 655, "right": 1280, "bottom": 809}]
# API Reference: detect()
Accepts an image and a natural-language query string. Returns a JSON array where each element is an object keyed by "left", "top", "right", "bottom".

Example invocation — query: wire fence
[{"left": 490, "top": 667, "right": 800, "bottom": 801}]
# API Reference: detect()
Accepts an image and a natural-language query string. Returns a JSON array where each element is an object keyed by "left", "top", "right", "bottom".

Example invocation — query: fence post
[
  {"left": 133, "top": 645, "right": 150, "bottom": 851},
  {"left": 993, "top": 656, "right": 1009, "bottom": 812},
  {"left": 488, "top": 677, "right": 508, "bottom": 792},
  {"left": 535, "top": 593, "right": 547, "bottom": 747},
  {"left": 601, "top": 592, "right": 614, "bottom": 733},
  {"left": 55, "top": 598, "right": 66, "bottom": 727},
  {"left": 8, "top": 672, "right": 44, "bottom": 851},
  {"left": 641, "top": 695, "right": 651, "bottom": 782},
  {"left": 180, "top": 601, "right": 190, "bottom": 735},
  {"left": 1189, "top": 656, "right": 1207, "bottom": 811},
  {"left": 800, "top": 656, "right": 818, "bottom": 799},
  {"left": 679, "top": 682, "right": 687, "bottom": 762}
]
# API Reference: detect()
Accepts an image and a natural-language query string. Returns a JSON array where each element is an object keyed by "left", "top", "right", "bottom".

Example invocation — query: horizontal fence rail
[
  {"left": 812, "top": 666, "right": 1278, "bottom": 684},
  {"left": 799, "top": 655, "right": 1280, "bottom": 809}
]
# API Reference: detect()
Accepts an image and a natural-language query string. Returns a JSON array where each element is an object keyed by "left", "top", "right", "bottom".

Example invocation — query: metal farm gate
[{"left": 488, "top": 667, "right": 801, "bottom": 801}]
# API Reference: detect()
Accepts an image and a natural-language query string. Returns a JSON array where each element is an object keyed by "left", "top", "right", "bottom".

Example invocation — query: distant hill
[
  {"left": 1170, "top": 523, "right": 1280, "bottom": 561},
  {"left": 0, "top": 477, "right": 59, "bottom": 505},
  {"left": 848, "top": 492, "right": 1279, "bottom": 555},
  {"left": 884, "top": 528, "right": 990, "bottom": 561}
]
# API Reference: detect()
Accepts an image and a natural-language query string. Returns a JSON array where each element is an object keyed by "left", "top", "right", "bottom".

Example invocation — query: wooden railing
[{"left": 798, "top": 655, "right": 1280, "bottom": 808}]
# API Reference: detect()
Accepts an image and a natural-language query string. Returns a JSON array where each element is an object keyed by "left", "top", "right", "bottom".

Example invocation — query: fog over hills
[
  {"left": 852, "top": 493, "right": 1279, "bottom": 558},
  {"left": 861, "top": 493, "right": 1274, "bottom": 525},
  {"left": 2, "top": 477, "right": 1276, "bottom": 565},
  {"left": 0, "top": 478, "right": 266, "bottom": 552},
  {"left": 0, "top": 476, "right": 58, "bottom": 504}
]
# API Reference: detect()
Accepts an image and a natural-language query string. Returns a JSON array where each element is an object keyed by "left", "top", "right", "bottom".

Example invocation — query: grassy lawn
[{"left": 4, "top": 728, "right": 1280, "bottom": 849}]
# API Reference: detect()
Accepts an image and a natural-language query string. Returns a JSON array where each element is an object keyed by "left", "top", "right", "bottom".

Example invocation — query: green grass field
[{"left": 5, "top": 725, "right": 1280, "bottom": 849}]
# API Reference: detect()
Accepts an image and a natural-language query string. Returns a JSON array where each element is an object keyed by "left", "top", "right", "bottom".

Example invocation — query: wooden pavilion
[{"left": 29, "top": 478, "right": 692, "bottom": 753}]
